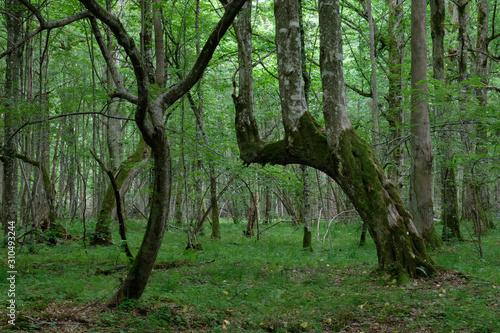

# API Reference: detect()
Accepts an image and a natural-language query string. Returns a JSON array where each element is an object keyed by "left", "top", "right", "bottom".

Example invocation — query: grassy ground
[{"left": 1, "top": 218, "right": 499, "bottom": 332}]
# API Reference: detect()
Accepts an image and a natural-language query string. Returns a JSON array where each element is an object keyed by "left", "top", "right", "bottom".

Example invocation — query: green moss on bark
[{"left": 91, "top": 137, "right": 150, "bottom": 246}]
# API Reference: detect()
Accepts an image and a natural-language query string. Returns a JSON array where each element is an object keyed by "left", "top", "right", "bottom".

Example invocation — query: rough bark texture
[
  {"left": 474, "top": 0, "right": 493, "bottom": 231},
  {"left": 384, "top": 0, "right": 404, "bottom": 193},
  {"left": 2, "top": 0, "right": 23, "bottom": 236},
  {"left": 409, "top": 0, "right": 441, "bottom": 248},
  {"left": 233, "top": 0, "right": 435, "bottom": 280}
]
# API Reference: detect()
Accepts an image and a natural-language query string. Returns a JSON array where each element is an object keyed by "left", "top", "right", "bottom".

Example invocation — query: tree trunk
[
  {"left": 409, "top": 0, "right": 441, "bottom": 248},
  {"left": 301, "top": 165, "right": 312, "bottom": 250},
  {"left": 456, "top": 0, "right": 488, "bottom": 234},
  {"left": 364, "top": 0, "right": 380, "bottom": 157},
  {"left": 107, "top": 133, "right": 172, "bottom": 304},
  {"left": 384, "top": 0, "right": 404, "bottom": 193},
  {"left": 2, "top": 0, "right": 23, "bottom": 237},
  {"left": 79, "top": 0, "right": 248, "bottom": 305},
  {"left": 210, "top": 167, "right": 221, "bottom": 239},
  {"left": 430, "top": 0, "right": 462, "bottom": 241},
  {"left": 298, "top": 2, "right": 311, "bottom": 249},
  {"left": 105, "top": 0, "right": 123, "bottom": 171},
  {"left": 233, "top": 0, "right": 435, "bottom": 280},
  {"left": 91, "top": 137, "right": 151, "bottom": 246},
  {"left": 474, "top": 0, "right": 493, "bottom": 230}
]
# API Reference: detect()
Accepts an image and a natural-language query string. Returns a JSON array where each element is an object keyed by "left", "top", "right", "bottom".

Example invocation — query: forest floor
[{"left": 1, "top": 218, "right": 499, "bottom": 332}]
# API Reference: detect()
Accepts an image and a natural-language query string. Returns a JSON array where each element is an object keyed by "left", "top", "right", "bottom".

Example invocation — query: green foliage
[{"left": 2, "top": 219, "right": 499, "bottom": 332}]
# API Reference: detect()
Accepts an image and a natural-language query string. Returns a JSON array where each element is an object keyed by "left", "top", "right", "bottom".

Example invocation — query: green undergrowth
[{"left": 1, "top": 219, "right": 499, "bottom": 332}]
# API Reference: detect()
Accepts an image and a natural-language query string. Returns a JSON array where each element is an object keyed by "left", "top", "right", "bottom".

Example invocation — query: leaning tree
[{"left": 233, "top": 0, "right": 435, "bottom": 281}]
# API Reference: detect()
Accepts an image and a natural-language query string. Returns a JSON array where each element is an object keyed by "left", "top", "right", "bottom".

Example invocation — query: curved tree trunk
[
  {"left": 233, "top": 0, "right": 435, "bottom": 280},
  {"left": 91, "top": 136, "right": 150, "bottom": 246},
  {"left": 78, "top": 0, "right": 248, "bottom": 305},
  {"left": 107, "top": 133, "right": 172, "bottom": 304}
]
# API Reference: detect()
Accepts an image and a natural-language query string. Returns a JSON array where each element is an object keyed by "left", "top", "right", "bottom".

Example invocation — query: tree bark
[
  {"left": 301, "top": 165, "right": 312, "bottom": 250},
  {"left": 409, "top": 0, "right": 441, "bottom": 248},
  {"left": 91, "top": 137, "right": 151, "bottom": 246},
  {"left": 384, "top": 0, "right": 404, "bottom": 193},
  {"left": 430, "top": 0, "right": 462, "bottom": 241},
  {"left": 364, "top": 0, "right": 380, "bottom": 156},
  {"left": 210, "top": 167, "right": 221, "bottom": 239},
  {"left": 105, "top": 0, "right": 123, "bottom": 171},
  {"left": 233, "top": 0, "right": 435, "bottom": 280},
  {"left": 298, "top": 0, "right": 311, "bottom": 249},
  {"left": 2, "top": 0, "right": 23, "bottom": 237},
  {"left": 474, "top": 0, "right": 493, "bottom": 230}
]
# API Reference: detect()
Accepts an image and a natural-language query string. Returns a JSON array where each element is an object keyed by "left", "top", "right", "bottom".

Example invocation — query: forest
[{"left": 0, "top": 0, "right": 499, "bottom": 332}]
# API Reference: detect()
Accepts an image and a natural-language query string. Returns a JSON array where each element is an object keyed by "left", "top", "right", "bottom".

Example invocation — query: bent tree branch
[
  {"left": 233, "top": 0, "right": 435, "bottom": 281},
  {"left": 78, "top": 0, "right": 248, "bottom": 305}
]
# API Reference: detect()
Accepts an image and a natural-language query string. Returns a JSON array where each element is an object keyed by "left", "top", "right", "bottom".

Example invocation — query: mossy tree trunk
[
  {"left": 233, "top": 0, "right": 435, "bottom": 280},
  {"left": 384, "top": 0, "right": 404, "bottom": 194},
  {"left": 91, "top": 136, "right": 150, "bottom": 246}
]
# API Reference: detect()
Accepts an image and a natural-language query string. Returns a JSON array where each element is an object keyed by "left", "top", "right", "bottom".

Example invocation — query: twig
[
  {"left": 322, "top": 210, "right": 357, "bottom": 243},
  {"left": 73, "top": 284, "right": 120, "bottom": 315},
  {"left": 258, "top": 220, "right": 284, "bottom": 236}
]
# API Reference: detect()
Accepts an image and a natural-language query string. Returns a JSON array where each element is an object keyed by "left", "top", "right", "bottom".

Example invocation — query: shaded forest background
[
  {"left": 1, "top": 0, "right": 498, "bottom": 242},
  {"left": 1, "top": 0, "right": 500, "bottom": 331}
]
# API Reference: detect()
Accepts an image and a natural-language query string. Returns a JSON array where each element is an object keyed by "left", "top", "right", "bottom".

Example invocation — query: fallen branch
[
  {"left": 95, "top": 259, "right": 216, "bottom": 275},
  {"left": 258, "top": 220, "right": 285, "bottom": 236}
]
